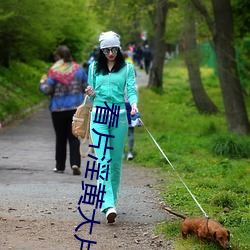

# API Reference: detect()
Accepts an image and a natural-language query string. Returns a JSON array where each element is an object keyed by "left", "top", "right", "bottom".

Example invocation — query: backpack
[{"left": 72, "top": 95, "right": 93, "bottom": 158}]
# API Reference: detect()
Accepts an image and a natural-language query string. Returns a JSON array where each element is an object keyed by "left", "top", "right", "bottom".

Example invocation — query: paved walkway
[
  {"left": 0, "top": 71, "right": 174, "bottom": 249},
  {"left": 135, "top": 68, "right": 149, "bottom": 87}
]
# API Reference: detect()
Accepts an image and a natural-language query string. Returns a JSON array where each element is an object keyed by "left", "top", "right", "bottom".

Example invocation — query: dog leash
[{"left": 139, "top": 118, "right": 209, "bottom": 218}]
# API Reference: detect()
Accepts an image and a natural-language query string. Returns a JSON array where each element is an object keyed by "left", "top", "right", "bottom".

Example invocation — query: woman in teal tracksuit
[{"left": 86, "top": 31, "right": 138, "bottom": 223}]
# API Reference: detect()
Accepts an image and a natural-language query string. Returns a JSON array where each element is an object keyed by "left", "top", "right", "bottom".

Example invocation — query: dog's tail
[{"left": 162, "top": 206, "right": 187, "bottom": 220}]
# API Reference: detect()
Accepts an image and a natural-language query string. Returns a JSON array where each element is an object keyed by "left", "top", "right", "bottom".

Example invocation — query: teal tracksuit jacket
[{"left": 87, "top": 62, "right": 138, "bottom": 212}]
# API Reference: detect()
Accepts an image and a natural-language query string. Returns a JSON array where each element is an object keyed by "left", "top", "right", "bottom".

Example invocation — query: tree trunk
[
  {"left": 212, "top": 0, "right": 250, "bottom": 134},
  {"left": 191, "top": 0, "right": 250, "bottom": 134},
  {"left": 147, "top": 0, "right": 169, "bottom": 89},
  {"left": 184, "top": 4, "right": 218, "bottom": 114}
]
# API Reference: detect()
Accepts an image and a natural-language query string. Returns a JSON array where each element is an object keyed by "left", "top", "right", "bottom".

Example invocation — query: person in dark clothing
[
  {"left": 84, "top": 46, "right": 100, "bottom": 73},
  {"left": 143, "top": 44, "right": 152, "bottom": 74},
  {"left": 39, "top": 45, "right": 88, "bottom": 175},
  {"left": 134, "top": 45, "right": 144, "bottom": 69},
  {"left": 88, "top": 46, "right": 99, "bottom": 65}
]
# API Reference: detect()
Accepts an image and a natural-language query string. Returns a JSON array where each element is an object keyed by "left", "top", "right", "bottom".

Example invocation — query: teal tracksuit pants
[{"left": 90, "top": 110, "right": 128, "bottom": 212}]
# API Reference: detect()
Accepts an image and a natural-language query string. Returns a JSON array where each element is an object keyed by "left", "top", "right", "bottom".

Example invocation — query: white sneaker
[
  {"left": 72, "top": 165, "right": 81, "bottom": 175},
  {"left": 127, "top": 152, "right": 133, "bottom": 160},
  {"left": 106, "top": 208, "right": 117, "bottom": 223},
  {"left": 53, "top": 168, "right": 64, "bottom": 173}
]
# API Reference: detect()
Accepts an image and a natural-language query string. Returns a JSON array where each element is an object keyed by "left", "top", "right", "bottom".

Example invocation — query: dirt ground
[{"left": 0, "top": 71, "right": 174, "bottom": 250}]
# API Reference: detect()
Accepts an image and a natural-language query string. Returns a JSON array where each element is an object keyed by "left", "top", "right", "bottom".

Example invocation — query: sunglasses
[{"left": 102, "top": 47, "right": 119, "bottom": 55}]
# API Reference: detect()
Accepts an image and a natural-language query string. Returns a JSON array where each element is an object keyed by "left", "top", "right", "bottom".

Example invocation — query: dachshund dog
[{"left": 162, "top": 207, "right": 231, "bottom": 249}]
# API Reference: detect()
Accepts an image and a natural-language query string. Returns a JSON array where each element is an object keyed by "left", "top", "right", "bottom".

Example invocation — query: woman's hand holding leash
[{"left": 131, "top": 103, "right": 138, "bottom": 116}]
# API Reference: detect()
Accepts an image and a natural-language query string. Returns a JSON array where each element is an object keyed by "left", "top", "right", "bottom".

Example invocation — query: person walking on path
[
  {"left": 123, "top": 51, "right": 138, "bottom": 160},
  {"left": 143, "top": 44, "right": 153, "bottom": 75},
  {"left": 85, "top": 31, "right": 138, "bottom": 223},
  {"left": 39, "top": 45, "right": 88, "bottom": 175}
]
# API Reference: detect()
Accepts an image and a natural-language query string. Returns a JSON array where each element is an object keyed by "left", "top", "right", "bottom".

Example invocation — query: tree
[
  {"left": 184, "top": 1, "right": 218, "bottom": 114},
  {"left": 0, "top": 0, "right": 98, "bottom": 66},
  {"left": 148, "top": 0, "right": 177, "bottom": 89},
  {"left": 191, "top": 0, "right": 250, "bottom": 134},
  {"left": 90, "top": 0, "right": 155, "bottom": 47},
  {"left": 0, "top": 0, "right": 59, "bottom": 66}
]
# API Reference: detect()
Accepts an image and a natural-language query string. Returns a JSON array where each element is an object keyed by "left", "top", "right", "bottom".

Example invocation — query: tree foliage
[
  {"left": 90, "top": 0, "right": 155, "bottom": 46},
  {"left": 232, "top": 0, "right": 250, "bottom": 95},
  {"left": 232, "top": 0, "right": 250, "bottom": 39},
  {"left": 0, "top": 0, "right": 99, "bottom": 67}
]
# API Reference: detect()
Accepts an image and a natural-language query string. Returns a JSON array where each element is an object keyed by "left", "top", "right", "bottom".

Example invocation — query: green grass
[
  {"left": 0, "top": 60, "right": 50, "bottom": 123},
  {"left": 130, "top": 58, "right": 250, "bottom": 250}
]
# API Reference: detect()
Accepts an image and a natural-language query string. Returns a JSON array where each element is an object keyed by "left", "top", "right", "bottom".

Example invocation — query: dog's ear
[
  {"left": 213, "top": 231, "right": 217, "bottom": 240},
  {"left": 227, "top": 230, "right": 230, "bottom": 240}
]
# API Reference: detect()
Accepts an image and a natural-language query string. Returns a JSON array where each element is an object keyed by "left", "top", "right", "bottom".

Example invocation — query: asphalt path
[{"left": 0, "top": 69, "right": 172, "bottom": 249}]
